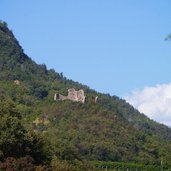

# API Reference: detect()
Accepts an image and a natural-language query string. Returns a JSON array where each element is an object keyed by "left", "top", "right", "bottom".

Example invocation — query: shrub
[{"left": 0, "top": 156, "right": 34, "bottom": 171}]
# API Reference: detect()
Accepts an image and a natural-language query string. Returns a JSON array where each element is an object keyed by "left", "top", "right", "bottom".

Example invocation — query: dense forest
[{"left": 1, "top": 21, "right": 171, "bottom": 170}]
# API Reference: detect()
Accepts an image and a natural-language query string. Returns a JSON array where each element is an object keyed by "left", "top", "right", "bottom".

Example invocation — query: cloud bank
[{"left": 125, "top": 83, "right": 171, "bottom": 127}]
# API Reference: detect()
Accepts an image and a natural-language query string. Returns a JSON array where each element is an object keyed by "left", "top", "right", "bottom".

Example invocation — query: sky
[{"left": 1, "top": 0, "right": 171, "bottom": 126}]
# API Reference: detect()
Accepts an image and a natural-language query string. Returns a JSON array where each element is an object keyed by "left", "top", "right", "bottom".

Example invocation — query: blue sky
[
  {"left": 2, "top": 0, "right": 171, "bottom": 126},
  {"left": 1, "top": 0, "right": 171, "bottom": 97}
]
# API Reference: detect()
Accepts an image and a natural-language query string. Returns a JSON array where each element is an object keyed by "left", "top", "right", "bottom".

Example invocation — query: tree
[
  {"left": 0, "top": 99, "right": 49, "bottom": 164},
  {"left": 165, "top": 34, "right": 171, "bottom": 41}
]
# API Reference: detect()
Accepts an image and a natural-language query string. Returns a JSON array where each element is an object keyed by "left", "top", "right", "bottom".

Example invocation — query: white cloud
[{"left": 125, "top": 83, "right": 171, "bottom": 127}]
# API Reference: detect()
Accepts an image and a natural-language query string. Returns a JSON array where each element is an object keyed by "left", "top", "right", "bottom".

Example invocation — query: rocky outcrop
[
  {"left": 14, "top": 80, "right": 20, "bottom": 85},
  {"left": 54, "top": 88, "right": 86, "bottom": 103}
]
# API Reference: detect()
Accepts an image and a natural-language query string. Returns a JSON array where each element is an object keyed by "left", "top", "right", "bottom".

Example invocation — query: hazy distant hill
[{"left": 1, "top": 21, "right": 171, "bottom": 167}]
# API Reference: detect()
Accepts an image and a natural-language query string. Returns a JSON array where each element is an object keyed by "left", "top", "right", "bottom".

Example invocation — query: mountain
[{"left": 1, "top": 21, "right": 171, "bottom": 169}]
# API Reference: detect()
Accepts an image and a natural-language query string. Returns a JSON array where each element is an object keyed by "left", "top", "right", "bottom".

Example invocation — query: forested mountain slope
[{"left": 0, "top": 21, "right": 171, "bottom": 169}]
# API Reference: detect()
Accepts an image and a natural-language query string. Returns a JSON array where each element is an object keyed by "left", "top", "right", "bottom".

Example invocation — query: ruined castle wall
[{"left": 54, "top": 88, "right": 86, "bottom": 103}]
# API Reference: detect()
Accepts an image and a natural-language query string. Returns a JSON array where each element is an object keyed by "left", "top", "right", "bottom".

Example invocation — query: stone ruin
[
  {"left": 54, "top": 88, "right": 86, "bottom": 103},
  {"left": 95, "top": 96, "right": 98, "bottom": 103}
]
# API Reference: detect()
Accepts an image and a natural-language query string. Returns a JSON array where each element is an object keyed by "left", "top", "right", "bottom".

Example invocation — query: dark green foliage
[
  {"left": 1, "top": 21, "right": 171, "bottom": 169},
  {"left": 165, "top": 33, "right": 171, "bottom": 41},
  {"left": 43, "top": 100, "right": 171, "bottom": 166},
  {"left": 0, "top": 99, "right": 49, "bottom": 164},
  {"left": 92, "top": 161, "right": 170, "bottom": 171},
  {"left": 0, "top": 156, "right": 35, "bottom": 171}
]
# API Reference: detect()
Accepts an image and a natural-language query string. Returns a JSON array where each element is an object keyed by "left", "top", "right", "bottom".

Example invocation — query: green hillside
[{"left": 0, "top": 21, "right": 171, "bottom": 170}]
